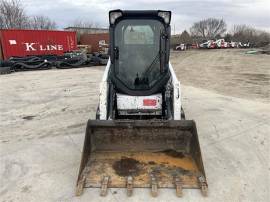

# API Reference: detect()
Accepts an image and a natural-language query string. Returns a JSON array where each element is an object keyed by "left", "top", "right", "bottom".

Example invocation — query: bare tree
[
  {"left": 29, "top": 15, "right": 57, "bottom": 30},
  {"left": 68, "top": 19, "right": 101, "bottom": 42},
  {"left": 190, "top": 18, "right": 227, "bottom": 39},
  {"left": 0, "top": 0, "right": 29, "bottom": 29},
  {"left": 68, "top": 19, "right": 100, "bottom": 28},
  {"left": 232, "top": 24, "right": 270, "bottom": 47},
  {"left": 257, "top": 31, "right": 270, "bottom": 47},
  {"left": 232, "top": 24, "right": 254, "bottom": 42}
]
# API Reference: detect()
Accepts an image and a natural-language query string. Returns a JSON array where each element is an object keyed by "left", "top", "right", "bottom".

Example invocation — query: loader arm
[{"left": 98, "top": 59, "right": 110, "bottom": 120}]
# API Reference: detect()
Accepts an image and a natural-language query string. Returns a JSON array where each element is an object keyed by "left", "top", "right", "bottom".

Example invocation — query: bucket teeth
[
  {"left": 150, "top": 175, "right": 158, "bottom": 197},
  {"left": 75, "top": 176, "right": 86, "bottom": 196},
  {"left": 174, "top": 176, "right": 183, "bottom": 197},
  {"left": 198, "top": 176, "right": 208, "bottom": 196},
  {"left": 76, "top": 120, "right": 208, "bottom": 197},
  {"left": 126, "top": 176, "right": 133, "bottom": 197},
  {"left": 100, "top": 176, "right": 110, "bottom": 197}
]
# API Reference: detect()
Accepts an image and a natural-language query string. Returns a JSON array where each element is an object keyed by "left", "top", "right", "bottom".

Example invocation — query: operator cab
[{"left": 109, "top": 10, "right": 171, "bottom": 96}]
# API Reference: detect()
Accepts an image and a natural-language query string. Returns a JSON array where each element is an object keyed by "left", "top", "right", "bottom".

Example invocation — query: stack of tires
[{"left": 0, "top": 52, "right": 109, "bottom": 75}]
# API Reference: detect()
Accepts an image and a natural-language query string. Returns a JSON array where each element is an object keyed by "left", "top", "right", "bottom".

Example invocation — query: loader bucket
[{"left": 76, "top": 120, "right": 207, "bottom": 197}]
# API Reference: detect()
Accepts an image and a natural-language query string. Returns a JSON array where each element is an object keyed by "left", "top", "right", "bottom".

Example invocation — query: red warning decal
[{"left": 143, "top": 99, "right": 157, "bottom": 106}]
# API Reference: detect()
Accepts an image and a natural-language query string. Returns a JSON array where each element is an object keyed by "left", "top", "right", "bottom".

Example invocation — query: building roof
[{"left": 64, "top": 27, "right": 108, "bottom": 30}]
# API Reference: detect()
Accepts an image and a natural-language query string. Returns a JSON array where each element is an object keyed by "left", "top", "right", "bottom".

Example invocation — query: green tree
[{"left": 179, "top": 30, "right": 192, "bottom": 44}]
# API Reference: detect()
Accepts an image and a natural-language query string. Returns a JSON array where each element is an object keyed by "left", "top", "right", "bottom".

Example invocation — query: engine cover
[{"left": 116, "top": 93, "right": 162, "bottom": 115}]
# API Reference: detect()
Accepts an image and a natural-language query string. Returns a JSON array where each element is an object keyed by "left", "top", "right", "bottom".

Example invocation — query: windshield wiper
[
  {"left": 142, "top": 30, "right": 166, "bottom": 78},
  {"left": 141, "top": 51, "right": 163, "bottom": 77}
]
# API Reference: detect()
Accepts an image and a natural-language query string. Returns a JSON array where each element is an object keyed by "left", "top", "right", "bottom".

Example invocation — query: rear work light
[
  {"left": 109, "top": 10, "right": 122, "bottom": 25},
  {"left": 158, "top": 11, "right": 171, "bottom": 24}
]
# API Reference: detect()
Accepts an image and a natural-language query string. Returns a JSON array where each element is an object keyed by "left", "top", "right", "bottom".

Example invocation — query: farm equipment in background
[
  {"left": 238, "top": 42, "right": 250, "bottom": 48},
  {"left": 199, "top": 40, "right": 216, "bottom": 49},
  {"left": 191, "top": 43, "right": 199, "bottom": 49},
  {"left": 199, "top": 41, "right": 208, "bottom": 49},
  {"left": 199, "top": 39, "right": 241, "bottom": 49},
  {"left": 229, "top": 41, "right": 237, "bottom": 48},
  {"left": 175, "top": 43, "right": 186, "bottom": 51},
  {"left": 215, "top": 39, "right": 227, "bottom": 48}
]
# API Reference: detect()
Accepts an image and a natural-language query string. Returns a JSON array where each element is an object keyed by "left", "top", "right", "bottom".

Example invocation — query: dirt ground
[
  {"left": 171, "top": 49, "right": 270, "bottom": 103},
  {"left": 0, "top": 49, "right": 269, "bottom": 202}
]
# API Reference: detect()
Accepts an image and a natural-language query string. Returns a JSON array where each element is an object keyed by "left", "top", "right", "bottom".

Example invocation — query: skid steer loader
[{"left": 76, "top": 10, "right": 208, "bottom": 197}]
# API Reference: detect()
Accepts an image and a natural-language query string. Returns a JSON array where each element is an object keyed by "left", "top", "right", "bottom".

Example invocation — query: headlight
[
  {"left": 109, "top": 10, "right": 122, "bottom": 25},
  {"left": 158, "top": 11, "right": 171, "bottom": 24}
]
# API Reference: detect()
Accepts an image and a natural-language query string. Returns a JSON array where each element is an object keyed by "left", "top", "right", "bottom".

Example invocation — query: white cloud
[{"left": 22, "top": 0, "right": 270, "bottom": 32}]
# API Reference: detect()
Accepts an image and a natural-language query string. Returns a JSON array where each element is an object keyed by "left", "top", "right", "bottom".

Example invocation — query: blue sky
[{"left": 23, "top": 0, "right": 270, "bottom": 33}]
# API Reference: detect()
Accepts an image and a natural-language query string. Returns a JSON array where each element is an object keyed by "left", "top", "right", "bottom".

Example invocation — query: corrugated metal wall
[
  {"left": 0, "top": 29, "right": 77, "bottom": 60},
  {"left": 0, "top": 41, "right": 3, "bottom": 60},
  {"left": 80, "top": 33, "right": 109, "bottom": 53}
]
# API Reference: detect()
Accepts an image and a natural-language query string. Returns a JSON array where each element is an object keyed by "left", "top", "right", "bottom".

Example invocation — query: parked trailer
[
  {"left": 0, "top": 29, "right": 77, "bottom": 60},
  {"left": 80, "top": 33, "right": 109, "bottom": 53}
]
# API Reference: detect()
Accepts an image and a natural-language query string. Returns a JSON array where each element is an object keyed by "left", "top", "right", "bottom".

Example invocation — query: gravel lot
[
  {"left": 171, "top": 49, "right": 269, "bottom": 102},
  {"left": 0, "top": 49, "right": 269, "bottom": 202}
]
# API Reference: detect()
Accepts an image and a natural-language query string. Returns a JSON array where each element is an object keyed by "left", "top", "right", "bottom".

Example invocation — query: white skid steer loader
[{"left": 76, "top": 10, "right": 208, "bottom": 197}]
